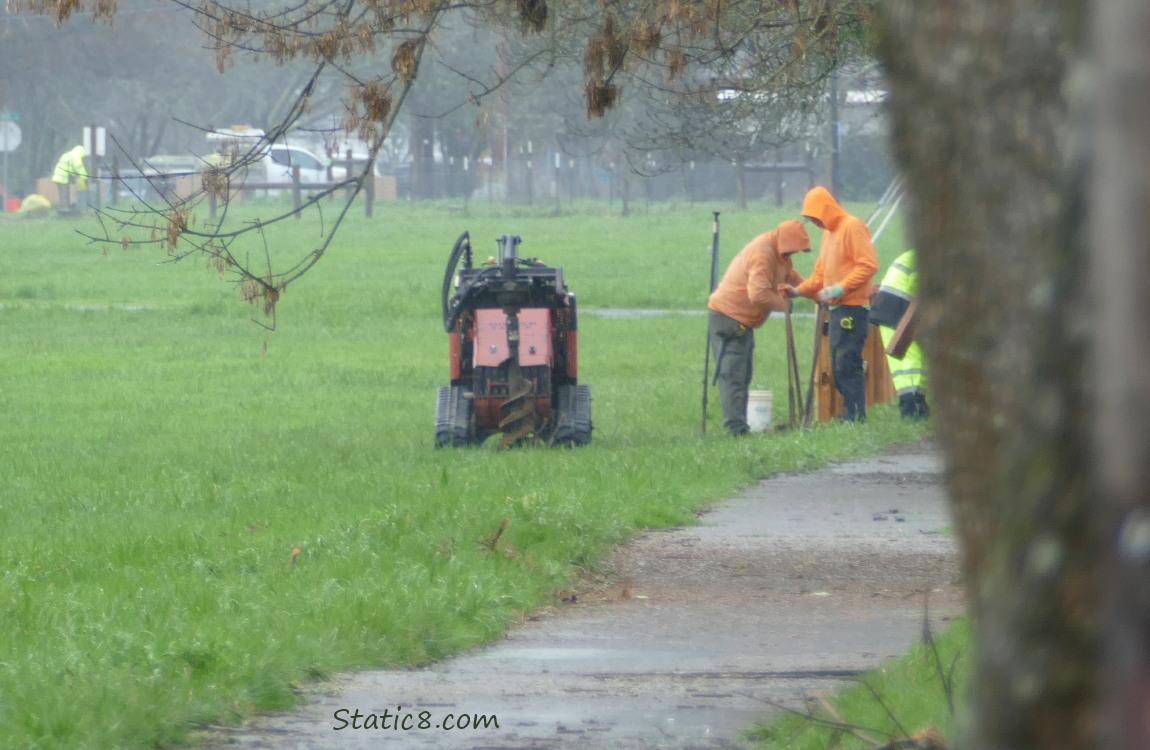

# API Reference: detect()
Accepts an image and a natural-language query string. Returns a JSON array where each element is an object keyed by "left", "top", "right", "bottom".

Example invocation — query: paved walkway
[{"left": 203, "top": 442, "right": 962, "bottom": 749}]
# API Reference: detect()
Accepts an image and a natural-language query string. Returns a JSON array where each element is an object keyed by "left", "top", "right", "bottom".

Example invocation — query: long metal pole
[
  {"left": 701, "top": 211, "right": 720, "bottom": 434},
  {"left": 802, "top": 303, "right": 824, "bottom": 428},
  {"left": 870, "top": 191, "right": 904, "bottom": 244},
  {"left": 865, "top": 176, "right": 902, "bottom": 227},
  {"left": 830, "top": 71, "right": 842, "bottom": 197},
  {"left": 785, "top": 302, "right": 803, "bottom": 429},
  {"left": 1, "top": 121, "right": 10, "bottom": 209}
]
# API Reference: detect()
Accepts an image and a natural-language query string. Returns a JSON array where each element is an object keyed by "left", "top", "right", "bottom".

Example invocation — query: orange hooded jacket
[
  {"left": 708, "top": 219, "right": 810, "bottom": 328},
  {"left": 795, "top": 186, "right": 879, "bottom": 307}
]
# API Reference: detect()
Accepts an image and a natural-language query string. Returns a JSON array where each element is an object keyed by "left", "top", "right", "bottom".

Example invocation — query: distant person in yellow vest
[
  {"left": 52, "top": 144, "right": 88, "bottom": 212},
  {"left": 707, "top": 219, "right": 811, "bottom": 435},
  {"left": 16, "top": 193, "right": 52, "bottom": 216},
  {"left": 779, "top": 186, "right": 879, "bottom": 422},
  {"left": 871, "top": 250, "right": 929, "bottom": 419}
]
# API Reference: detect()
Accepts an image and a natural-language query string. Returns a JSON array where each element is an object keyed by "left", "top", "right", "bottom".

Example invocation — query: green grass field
[{"left": 0, "top": 196, "right": 930, "bottom": 748}]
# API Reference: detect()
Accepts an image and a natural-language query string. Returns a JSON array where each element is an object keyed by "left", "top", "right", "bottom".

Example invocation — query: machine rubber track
[
  {"left": 435, "top": 386, "right": 473, "bottom": 447},
  {"left": 550, "top": 384, "right": 593, "bottom": 446}
]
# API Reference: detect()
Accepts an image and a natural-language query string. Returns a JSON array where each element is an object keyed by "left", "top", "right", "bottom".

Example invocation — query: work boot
[
  {"left": 914, "top": 394, "right": 931, "bottom": 420},
  {"left": 899, "top": 394, "right": 918, "bottom": 419}
]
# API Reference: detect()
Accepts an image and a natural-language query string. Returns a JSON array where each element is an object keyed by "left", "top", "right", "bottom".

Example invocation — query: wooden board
[
  {"left": 884, "top": 298, "right": 917, "bottom": 360},
  {"left": 814, "top": 305, "right": 897, "bottom": 423}
]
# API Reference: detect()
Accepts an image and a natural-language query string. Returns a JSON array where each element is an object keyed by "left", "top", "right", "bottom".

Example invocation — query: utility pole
[
  {"left": 497, "top": 34, "right": 509, "bottom": 202},
  {"left": 830, "top": 70, "right": 842, "bottom": 197}
]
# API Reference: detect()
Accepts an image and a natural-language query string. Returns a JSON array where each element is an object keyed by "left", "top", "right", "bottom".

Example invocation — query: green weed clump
[
  {"left": 747, "top": 618, "right": 971, "bottom": 750},
  {"left": 0, "top": 199, "right": 927, "bottom": 748}
]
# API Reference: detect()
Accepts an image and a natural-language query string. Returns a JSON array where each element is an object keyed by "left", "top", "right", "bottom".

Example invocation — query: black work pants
[{"left": 829, "top": 305, "right": 869, "bottom": 422}]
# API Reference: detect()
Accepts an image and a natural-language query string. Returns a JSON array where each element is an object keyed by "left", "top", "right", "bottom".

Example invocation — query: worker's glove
[
  {"left": 778, "top": 283, "right": 798, "bottom": 298},
  {"left": 817, "top": 284, "right": 844, "bottom": 303}
]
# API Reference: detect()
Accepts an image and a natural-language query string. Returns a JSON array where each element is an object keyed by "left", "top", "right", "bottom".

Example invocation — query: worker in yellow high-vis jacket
[
  {"left": 52, "top": 144, "right": 88, "bottom": 212},
  {"left": 870, "top": 250, "right": 928, "bottom": 419}
]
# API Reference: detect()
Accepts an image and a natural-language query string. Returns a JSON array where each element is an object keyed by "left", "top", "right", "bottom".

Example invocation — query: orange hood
[
  {"left": 775, "top": 218, "right": 811, "bottom": 256},
  {"left": 801, "top": 186, "right": 848, "bottom": 231}
]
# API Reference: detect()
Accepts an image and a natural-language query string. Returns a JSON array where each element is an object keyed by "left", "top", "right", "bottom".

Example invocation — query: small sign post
[
  {"left": 83, "top": 125, "right": 107, "bottom": 209},
  {"left": 0, "top": 111, "right": 21, "bottom": 211}
]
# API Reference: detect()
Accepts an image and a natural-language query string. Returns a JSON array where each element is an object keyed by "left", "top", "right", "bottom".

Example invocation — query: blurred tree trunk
[
  {"left": 735, "top": 157, "right": 748, "bottom": 210},
  {"left": 620, "top": 168, "right": 630, "bottom": 217},
  {"left": 1091, "top": 2, "right": 1150, "bottom": 748},
  {"left": 876, "top": 1, "right": 1150, "bottom": 749}
]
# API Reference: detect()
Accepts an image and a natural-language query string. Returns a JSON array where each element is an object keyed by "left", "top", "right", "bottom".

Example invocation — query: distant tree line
[{"left": 1, "top": 1, "right": 886, "bottom": 207}]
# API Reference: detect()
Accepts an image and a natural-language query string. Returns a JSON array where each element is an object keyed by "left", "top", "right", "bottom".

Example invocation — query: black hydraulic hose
[
  {"left": 442, "top": 231, "right": 471, "bottom": 332},
  {"left": 444, "top": 265, "right": 501, "bottom": 332}
]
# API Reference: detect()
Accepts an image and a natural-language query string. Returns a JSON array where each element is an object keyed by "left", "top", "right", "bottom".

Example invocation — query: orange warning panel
[{"left": 473, "top": 308, "right": 553, "bottom": 367}]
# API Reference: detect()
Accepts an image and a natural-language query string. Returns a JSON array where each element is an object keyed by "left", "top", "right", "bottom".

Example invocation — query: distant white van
[{"left": 264, "top": 143, "right": 347, "bottom": 186}]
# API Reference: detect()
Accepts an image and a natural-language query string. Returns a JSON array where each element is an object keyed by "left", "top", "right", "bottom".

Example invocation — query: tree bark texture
[{"left": 875, "top": 2, "right": 1109, "bottom": 749}]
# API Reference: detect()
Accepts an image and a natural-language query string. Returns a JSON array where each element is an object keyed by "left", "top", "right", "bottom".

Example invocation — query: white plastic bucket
[{"left": 747, "top": 390, "right": 773, "bottom": 432}]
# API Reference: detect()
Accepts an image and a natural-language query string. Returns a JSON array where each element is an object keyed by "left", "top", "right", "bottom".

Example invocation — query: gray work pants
[{"left": 708, "top": 310, "right": 754, "bottom": 434}]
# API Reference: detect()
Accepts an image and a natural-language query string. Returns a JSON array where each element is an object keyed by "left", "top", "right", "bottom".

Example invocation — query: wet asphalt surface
[{"left": 201, "top": 441, "right": 962, "bottom": 749}]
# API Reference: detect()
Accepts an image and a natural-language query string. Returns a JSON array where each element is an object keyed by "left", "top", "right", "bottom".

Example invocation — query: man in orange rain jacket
[
  {"left": 779, "top": 186, "right": 879, "bottom": 422},
  {"left": 708, "top": 219, "right": 811, "bottom": 435}
]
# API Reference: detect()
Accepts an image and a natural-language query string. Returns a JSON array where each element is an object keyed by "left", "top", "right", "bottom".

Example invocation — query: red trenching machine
[{"left": 436, "top": 232, "right": 592, "bottom": 448}]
